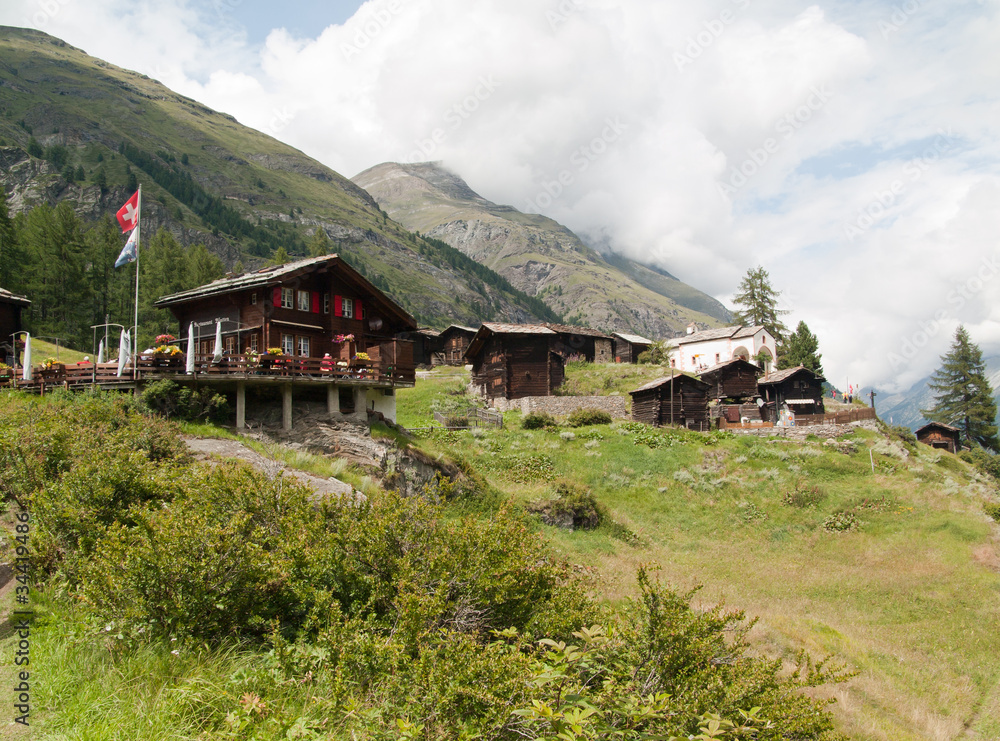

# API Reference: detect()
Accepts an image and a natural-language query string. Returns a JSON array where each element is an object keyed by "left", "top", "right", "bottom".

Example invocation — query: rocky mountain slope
[
  {"left": 353, "top": 162, "right": 731, "bottom": 338},
  {"left": 0, "top": 27, "right": 556, "bottom": 328}
]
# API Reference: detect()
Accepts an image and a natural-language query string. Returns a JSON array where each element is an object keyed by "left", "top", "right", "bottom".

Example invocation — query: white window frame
[
  {"left": 323, "top": 293, "right": 330, "bottom": 314},
  {"left": 342, "top": 297, "right": 354, "bottom": 319},
  {"left": 297, "top": 336, "right": 310, "bottom": 357},
  {"left": 298, "top": 290, "right": 310, "bottom": 312},
  {"left": 250, "top": 292, "right": 257, "bottom": 305},
  {"left": 281, "top": 287, "right": 294, "bottom": 309},
  {"left": 249, "top": 334, "right": 259, "bottom": 353},
  {"left": 281, "top": 333, "right": 294, "bottom": 355}
]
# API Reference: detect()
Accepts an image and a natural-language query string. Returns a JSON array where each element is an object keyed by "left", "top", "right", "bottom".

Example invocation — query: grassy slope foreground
[
  {"left": 397, "top": 367, "right": 1000, "bottom": 741},
  {"left": 1, "top": 390, "right": 852, "bottom": 741}
]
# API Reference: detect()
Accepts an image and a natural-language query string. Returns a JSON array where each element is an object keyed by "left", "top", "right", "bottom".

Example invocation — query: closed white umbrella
[
  {"left": 116, "top": 329, "right": 130, "bottom": 377},
  {"left": 212, "top": 321, "right": 223, "bottom": 363},
  {"left": 186, "top": 322, "right": 196, "bottom": 374},
  {"left": 97, "top": 339, "right": 105, "bottom": 364},
  {"left": 21, "top": 333, "right": 32, "bottom": 382}
]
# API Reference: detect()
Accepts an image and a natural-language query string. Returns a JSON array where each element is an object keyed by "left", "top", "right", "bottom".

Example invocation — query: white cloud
[{"left": 2, "top": 0, "right": 999, "bottom": 392}]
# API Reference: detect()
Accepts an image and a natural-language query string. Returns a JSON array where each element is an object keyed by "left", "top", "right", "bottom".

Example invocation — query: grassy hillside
[
  {"left": 0, "top": 27, "right": 557, "bottom": 328},
  {"left": 397, "top": 367, "right": 1000, "bottom": 741}
]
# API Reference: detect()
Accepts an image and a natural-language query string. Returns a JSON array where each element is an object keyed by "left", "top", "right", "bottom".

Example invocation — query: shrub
[
  {"left": 529, "top": 481, "right": 602, "bottom": 530},
  {"left": 140, "top": 380, "right": 229, "bottom": 423},
  {"left": 823, "top": 511, "right": 860, "bottom": 532},
  {"left": 782, "top": 484, "right": 827, "bottom": 508},
  {"left": 523, "top": 411, "right": 557, "bottom": 430},
  {"left": 566, "top": 408, "right": 613, "bottom": 427},
  {"left": 985, "top": 502, "right": 1000, "bottom": 523},
  {"left": 889, "top": 425, "right": 917, "bottom": 446},
  {"left": 960, "top": 448, "right": 1000, "bottom": 481}
]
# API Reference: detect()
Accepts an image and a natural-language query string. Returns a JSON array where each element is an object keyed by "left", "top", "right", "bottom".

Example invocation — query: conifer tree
[
  {"left": 307, "top": 228, "right": 332, "bottom": 257},
  {"left": 0, "top": 188, "right": 22, "bottom": 292},
  {"left": 922, "top": 326, "right": 999, "bottom": 452},
  {"left": 778, "top": 321, "right": 824, "bottom": 374},
  {"left": 732, "top": 265, "right": 789, "bottom": 343}
]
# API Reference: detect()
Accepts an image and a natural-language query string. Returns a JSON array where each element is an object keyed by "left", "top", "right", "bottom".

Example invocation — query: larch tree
[
  {"left": 922, "top": 326, "right": 999, "bottom": 452},
  {"left": 732, "top": 265, "right": 789, "bottom": 344}
]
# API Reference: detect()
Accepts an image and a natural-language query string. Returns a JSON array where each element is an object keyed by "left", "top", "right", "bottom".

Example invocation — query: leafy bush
[
  {"left": 566, "top": 408, "right": 613, "bottom": 427},
  {"left": 140, "top": 380, "right": 229, "bottom": 423},
  {"left": 889, "top": 425, "right": 917, "bottom": 446},
  {"left": 823, "top": 511, "right": 860, "bottom": 532},
  {"left": 522, "top": 411, "right": 557, "bottom": 430},
  {"left": 985, "top": 502, "right": 1000, "bottom": 523},
  {"left": 529, "top": 481, "right": 602, "bottom": 530},
  {"left": 783, "top": 484, "right": 827, "bottom": 509},
  {"left": 960, "top": 447, "right": 1000, "bottom": 481}
]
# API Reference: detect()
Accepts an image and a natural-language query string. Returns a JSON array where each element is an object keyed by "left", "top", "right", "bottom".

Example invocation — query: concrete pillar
[
  {"left": 236, "top": 381, "right": 246, "bottom": 430},
  {"left": 327, "top": 384, "right": 337, "bottom": 415},
  {"left": 282, "top": 383, "right": 293, "bottom": 431}
]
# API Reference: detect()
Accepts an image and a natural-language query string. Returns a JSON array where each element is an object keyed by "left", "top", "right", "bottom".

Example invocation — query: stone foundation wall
[
  {"left": 726, "top": 419, "right": 880, "bottom": 440},
  {"left": 491, "top": 395, "right": 629, "bottom": 418}
]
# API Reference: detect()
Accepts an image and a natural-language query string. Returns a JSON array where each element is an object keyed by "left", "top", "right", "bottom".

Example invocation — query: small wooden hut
[
  {"left": 438, "top": 325, "right": 478, "bottom": 366},
  {"left": 916, "top": 422, "right": 961, "bottom": 454},
  {"left": 698, "top": 358, "right": 762, "bottom": 401},
  {"left": 629, "top": 373, "right": 711, "bottom": 430},
  {"left": 757, "top": 366, "right": 826, "bottom": 421},
  {"left": 466, "top": 323, "right": 564, "bottom": 401},
  {"left": 398, "top": 328, "right": 443, "bottom": 367},
  {"left": 545, "top": 324, "right": 614, "bottom": 363},
  {"left": 612, "top": 332, "right": 653, "bottom": 364},
  {"left": 0, "top": 287, "right": 30, "bottom": 366}
]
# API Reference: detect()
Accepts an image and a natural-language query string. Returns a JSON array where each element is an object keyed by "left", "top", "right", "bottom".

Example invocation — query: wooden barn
[
  {"left": 466, "top": 323, "right": 564, "bottom": 401},
  {"left": 757, "top": 366, "right": 826, "bottom": 422},
  {"left": 546, "top": 324, "right": 614, "bottom": 363},
  {"left": 0, "top": 287, "right": 30, "bottom": 366},
  {"left": 612, "top": 332, "right": 653, "bottom": 364},
  {"left": 439, "top": 324, "right": 478, "bottom": 365},
  {"left": 155, "top": 254, "right": 417, "bottom": 374},
  {"left": 916, "top": 422, "right": 961, "bottom": 454},
  {"left": 399, "top": 328, "right": 443, "bottom": 367},
  {"left": 698, "top": 358, "right": 762, "bottom": 401},
  {"left": 629, "top": 373, "right": 711, "bottom": 430}
]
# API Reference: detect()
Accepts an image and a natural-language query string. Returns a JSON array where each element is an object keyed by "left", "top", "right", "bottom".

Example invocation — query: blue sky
[{"left": 1, "top": 0, "right": 998, "bottom": 393}]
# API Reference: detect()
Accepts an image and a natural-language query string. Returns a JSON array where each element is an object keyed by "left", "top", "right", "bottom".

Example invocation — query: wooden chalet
[
  {"left": 439, "top": 324, "right": 478, "bottom": 366},
  {"left": 612, "top": 332, "right": 653, "bottom": 364},
  {"left": 698, "top": 358, "right": 762, "bottom": 401},
  {"left": 545, "top": 324, "right": 614, "bottom": 363},
  {"left": 629, "top": 373, "right": 711, "bottom": 430},
  {"left": 757, "top": 366, "right": 825, "bottom": 422},
  {"left": 153, "top": 254, "right": 417, "bottom": 428},
  {"left": 0, "top": 287, "right": 30, "bottom": 366},
  {"left": 399, "top": 328, "right": 443, "bottom": 367},
  {"left": 466, "top": 323, "right": 564, "bottom": 401},
  {"left": 916, "top": 422, "right": 961, "bottom": 454}
]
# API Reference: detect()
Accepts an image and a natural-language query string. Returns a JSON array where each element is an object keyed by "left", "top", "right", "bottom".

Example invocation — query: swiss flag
[{"left": 116, "top": 191, "right": 139, "bottom": 233}]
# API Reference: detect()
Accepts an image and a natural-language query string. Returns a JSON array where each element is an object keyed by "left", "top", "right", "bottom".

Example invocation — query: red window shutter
[
  {"left": 334, "top": 295, "right": 343, "bottom": 317},
  {"left": 272, "top": 287, "right": 281, "bottom": 307},
  {"left": 356, "top": 300, "right": 364, "bottom": 320},
  {"left": 312, "top": 292, "right": 320, "bottom": 313}
]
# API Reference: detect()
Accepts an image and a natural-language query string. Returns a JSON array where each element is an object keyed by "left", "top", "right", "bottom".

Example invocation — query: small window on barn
[
  {"left": 281, "top": 287, "right": 294, "bottom": 309},
  {"left": 323, "top": 293, "right": 330, "bottom": 314},
  {"left": 298, "top": 290, "right": 310, "bottom": 312},
  {"left": 715, "top": 353, "right": 720, "bottom": 363},
  {"left": 250, "top": 292, "right": 257, "bottom": 305}
]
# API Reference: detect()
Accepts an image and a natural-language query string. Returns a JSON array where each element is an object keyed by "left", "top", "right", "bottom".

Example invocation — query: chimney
[{"left": 686, "top": 323, "right": 697, "bottom": 335}]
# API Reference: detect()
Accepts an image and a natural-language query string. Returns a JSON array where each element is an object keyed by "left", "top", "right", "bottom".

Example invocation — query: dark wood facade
[
  {"left": 629, "top": 373, "right": 711, "bottom": 429},
  {"left": 467, "top": 324, "right": 565, "bottom": 400},
  {"left": 916, "top": 422, "right": 961, "bottom": 454},
  {"left": 439, "top": 325, "right": 478, "bottom": 366},
  {"left": 0, "top": 287, "right": 30, "bottom": 366},
  {"left": 757, "top": 366, "right": 826, "bottom": 421},
  {"left": 612, "top": 333, "right": 653, "bottom": 364},
  {"left": 546, "top": 324, "right": 614, "bottom": 363},
  {"left": 399, "top": 329, "right": 443, "bottom": 367},
  {"left": 155, "top": 255, "right": 417, "bottom": 371},
  {"left": 698, "top": 359, "right": 762, "bottom": 401}
]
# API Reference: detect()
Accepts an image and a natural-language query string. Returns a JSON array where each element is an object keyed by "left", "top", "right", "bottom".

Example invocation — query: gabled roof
[
  {"left": 676, "top": 325, "right": 768, "bottom": 346},
  {"left": 916, "top": 421, "right": 961, "bottom": 435},
  {"left": 0, "top": 287, "right": 30, "bottom": 306},
  {"left": 440, "top": 324, "right": 478, "bottom": 338},
  {"left": 697, "top": 358, "right": 763, "bottom": 381},
  {"left": 545, "top": 323, "right": 613, "bottom": 340},
  {"left": 757, "top": 365, "right": 825, "bottom": 385},
  {"left": 465, "top": 323, "right": 556, "bottom": 359},
  {"left": 154, "top": 254, "right": 416, "bottom": 330},
  {"left": 612, "top": 332, "right": 653, "bottom": 345},
  {"left": 629, "top": 372, "right": 708, "bottom": 395}
]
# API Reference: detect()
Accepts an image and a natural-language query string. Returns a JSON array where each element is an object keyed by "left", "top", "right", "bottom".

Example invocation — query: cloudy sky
[{"left": 3, "top": 0, "right": 999, "bottom": 393}]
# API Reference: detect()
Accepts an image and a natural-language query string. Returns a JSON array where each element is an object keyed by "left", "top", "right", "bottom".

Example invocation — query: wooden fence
[{"left": 432, "top": 407, "right": 504, "bottom": 430}]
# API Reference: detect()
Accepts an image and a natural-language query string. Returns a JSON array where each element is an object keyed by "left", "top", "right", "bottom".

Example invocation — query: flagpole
[{"left": 132, "top": 184, "right": 142, "bottom": 380}]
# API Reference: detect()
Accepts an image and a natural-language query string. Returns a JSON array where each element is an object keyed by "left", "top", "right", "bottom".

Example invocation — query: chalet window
[
  {"left": 342, "top": 297, "right": 354, "bottom": 319},
  {"left": 224, "top": 336, "right": 235, "bottom": 354},
  {"left": 281, "top": 333, "right": 294, "bottom": 355},
  {"left": 281, "top": 287, "right": 294, "bottom": 309},
  {"left": 715, "top": 353, "right": 720, "bottom": 363},
  {"left": 250, "top": 292, "right": 257, "bottom": 305},
  {"left": 298, "top": 336, "right": 310, "bottom": 357},
  {"left": 249, "top": 335, "right": 259, "bottom": 353},
  {"left": 323, "top": 293, "right": 330, "bottom": 314},
  {"left": 298, "top": 290, "right": 310, "bottom": 312}
]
